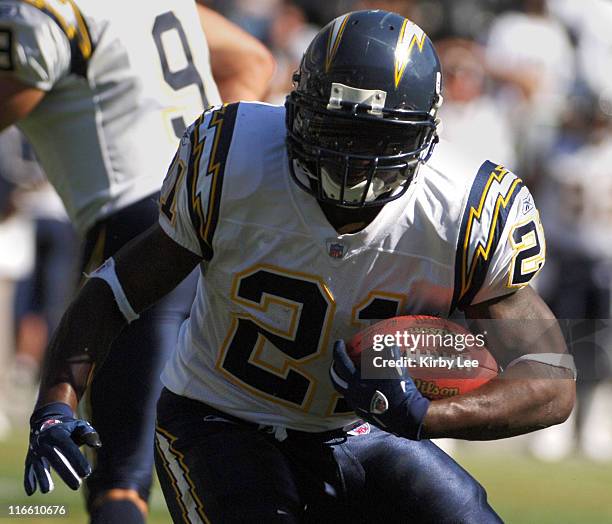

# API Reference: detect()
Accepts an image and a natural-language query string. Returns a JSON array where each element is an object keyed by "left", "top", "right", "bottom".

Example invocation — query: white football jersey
[
  {"left": 0, "top": 0, "right": 220, "bottom": 233},
  {"left": 158, "top": 102, "right": 546, "bottom": 432}
]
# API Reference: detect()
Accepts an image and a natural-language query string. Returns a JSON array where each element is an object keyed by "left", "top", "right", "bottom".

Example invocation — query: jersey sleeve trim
[
  {"left": 22, "top": 0, "right": 93, "bottom": 77},
  {"left": 186, "top": 103, "right": 239, "bottom": 259},
  {"left": 451, "top": 161, "right": 524, "bottom": 311}
]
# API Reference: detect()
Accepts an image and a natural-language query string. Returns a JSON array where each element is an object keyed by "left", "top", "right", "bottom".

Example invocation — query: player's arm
[
  {"left": 24, "top": 111, "right": 206, "bottom": 495},
  {"left": 24, "top": 224, "right": 202, "bottom": 494},
  {"left": 24, "top": 109, "right": 224, "bottom": 494},
  {"left": 330, "top": 285, "right": 574, "bottom": 442},
  {"left": 332, "top": 167, "right": 575, "bottom": 441},
  {"left": 0, "top": 76, "right": 44, "bottom": 130},
  {"left": 36, "top": 225, "right": 202, "bottom": 411},
  {"left": 35, "top": 98, "right": 231, "bottom": 412},
  {"left": 0, "top": 2, "right": 75, "bottom": 130},
  {"left": 422, "top": 286, "right": 575, "bottom": 440},
  {"left": 196, "top": 3, "right": 274, "bottom": 102},
  {"left": 418, "top": 168, "right": 575, "bottom": 439}
]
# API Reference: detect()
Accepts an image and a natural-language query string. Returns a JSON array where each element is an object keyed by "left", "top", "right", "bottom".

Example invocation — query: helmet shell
[
  {"left": 296, "top": 10, "right": 442, "bottom": 115},
  {"left": 286, "top": 10, "right": 443, "bottom": 208}
]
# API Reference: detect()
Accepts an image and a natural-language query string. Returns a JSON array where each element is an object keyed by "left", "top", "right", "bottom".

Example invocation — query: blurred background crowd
[{"left": 1, "top": 0, "right": 611, "bottom": 463}]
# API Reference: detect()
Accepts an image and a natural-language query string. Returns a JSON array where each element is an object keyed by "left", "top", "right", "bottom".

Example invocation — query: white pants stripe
[{"left": 155, "top": 427, "right": 210, "bottom": 524}]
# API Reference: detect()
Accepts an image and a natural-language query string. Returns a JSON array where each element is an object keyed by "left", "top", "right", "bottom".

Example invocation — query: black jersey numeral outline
[
  {"left": 218, "top": 267, "right": 407, "bottom": 416},
  {"left": 507, "top": 213, "right": 546, "bottom": 288}
]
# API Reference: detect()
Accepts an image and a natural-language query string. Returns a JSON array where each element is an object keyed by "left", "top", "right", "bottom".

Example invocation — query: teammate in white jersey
[
  {"left": 0, "top": 1, "right": 274, "bottom": 522},
  {"left": 23, "top": 10, "right": 574, "bottom": 523},
  {"left": 0, "top": 0, "right": 273, "bottom": 232}
]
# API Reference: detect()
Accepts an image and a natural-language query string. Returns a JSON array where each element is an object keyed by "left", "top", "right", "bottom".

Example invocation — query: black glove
[{"left": 24, "top": 402, "right": 101, "bottom": 494}]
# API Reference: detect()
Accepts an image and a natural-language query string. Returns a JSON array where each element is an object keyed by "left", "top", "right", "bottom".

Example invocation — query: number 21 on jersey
[{"left": 216, "top": 264, "right": 405, "bottom": 414}]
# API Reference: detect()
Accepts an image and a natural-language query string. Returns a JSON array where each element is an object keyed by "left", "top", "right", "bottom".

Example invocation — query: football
[{"left": 347, "top": 315, "right": 499, "bottom": 400}]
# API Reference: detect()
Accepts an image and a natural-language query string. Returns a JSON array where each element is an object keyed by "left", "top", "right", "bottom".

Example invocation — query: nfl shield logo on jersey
[{"left": 327, "top": 241, "right": 345, "bottom": 259}]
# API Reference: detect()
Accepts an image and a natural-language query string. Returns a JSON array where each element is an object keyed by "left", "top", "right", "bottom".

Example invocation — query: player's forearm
[
  {"left": 209, "top": 43, "right": 275, "bottom": 102},
  {"left": 197, "top": 4, "right": 275, "bottom": 102},
  {"left": 0, "top": 77, "right": 45, "bottom": 131},
  {"left": 421, "top": 362, "right": 575, "bottom": 440},
  {"left": 36, "top": 279, "right": 127, "bottom": 411},
  {"left": 36, "top": 226, "right": 203, "bottom": 411},
  {"left": 215, "top": 76, "right": 269, "bottom": 104}
]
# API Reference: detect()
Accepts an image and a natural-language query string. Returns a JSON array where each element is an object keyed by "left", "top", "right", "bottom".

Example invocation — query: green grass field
[
  {"left": 0, "top": 430, "right": 170, "bottom": 524},
  {"left": 2, "top": 431, "right": 612, "bottom": 523}
]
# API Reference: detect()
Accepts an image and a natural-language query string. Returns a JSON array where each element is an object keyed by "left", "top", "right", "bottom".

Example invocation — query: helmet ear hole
[{"left": 285, "top": 9, "right": 441, "bottom": 208}]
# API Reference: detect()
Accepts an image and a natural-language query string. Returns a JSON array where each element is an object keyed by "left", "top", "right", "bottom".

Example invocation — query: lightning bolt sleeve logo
[{"left": 451, "top": 162, "right": 525, "bottom": 311}]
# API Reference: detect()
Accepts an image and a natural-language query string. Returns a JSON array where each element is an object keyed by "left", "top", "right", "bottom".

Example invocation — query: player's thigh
[
  {"left": 155, "top": 389, "right": 303, "bottom": 523},
  {"left": 347, "top": 427, "right": 502, "bottom": 523}
]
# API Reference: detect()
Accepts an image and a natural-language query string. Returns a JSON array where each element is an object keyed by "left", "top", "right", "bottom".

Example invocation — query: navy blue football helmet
[{"left": 286, "top": 10, "right": 443, "bottom": 207}]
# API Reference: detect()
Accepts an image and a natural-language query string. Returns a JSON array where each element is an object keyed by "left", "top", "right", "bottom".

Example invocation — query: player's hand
[
  {"left": 24, "top": 402, "right": 101, "bottom": 495},
  {"left": 330, "top": 340, "right": 430, "bottom": 440}
]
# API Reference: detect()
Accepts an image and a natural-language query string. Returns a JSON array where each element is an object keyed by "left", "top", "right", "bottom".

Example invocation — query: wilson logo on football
[{"left": 413, "top": 378, "right": 459, "bottom": 399}]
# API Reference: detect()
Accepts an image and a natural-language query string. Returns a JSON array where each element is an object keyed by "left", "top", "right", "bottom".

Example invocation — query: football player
[
  {"left": 0, "top": 1, "right": 273, "bottom": 522},
  {"left": 23, "top": 10, "right": 575, "bottom": 523}
]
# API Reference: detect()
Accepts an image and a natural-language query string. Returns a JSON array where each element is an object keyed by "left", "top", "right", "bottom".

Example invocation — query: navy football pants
[
  {"left": 155, "top": 389, "right": 503, "bottom": 523},
  {"left": 80, "top": 194, "right": 197, "bottom": 507}
]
